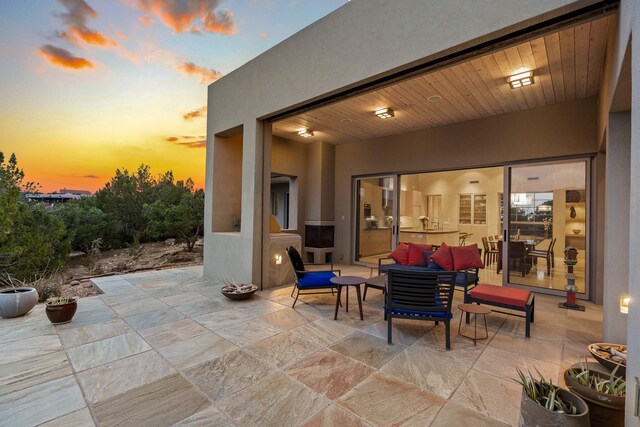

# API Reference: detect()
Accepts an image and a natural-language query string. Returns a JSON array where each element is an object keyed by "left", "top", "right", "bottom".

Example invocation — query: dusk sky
[{"left": 0, "top": 0, "right": 347, "bottom": 192}]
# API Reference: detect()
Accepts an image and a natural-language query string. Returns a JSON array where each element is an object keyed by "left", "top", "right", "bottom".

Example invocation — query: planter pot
[
  {"left": 45, "top": 298, "right": 78, "bottom": 324},
  {"left": 221, "top": 284, "right": 258, "bottom": 300},
  {"left": 519, "top": 389, "right": 590, "bottom": 427},
  {"left": 564, "top": 366, "right": 625, "bottom": 427},
  {"left": 0, "top": 287, "right": 39, "bottom": 318}
]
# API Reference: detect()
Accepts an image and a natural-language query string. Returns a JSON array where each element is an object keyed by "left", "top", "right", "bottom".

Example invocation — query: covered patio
[{"left": 1, "top": 266, "right": 602, "bottom": 426}]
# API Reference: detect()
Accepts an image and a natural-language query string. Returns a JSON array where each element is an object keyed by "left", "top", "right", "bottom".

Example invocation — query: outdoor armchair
[{"left": 285, "top": 246, "right": 341, "bottom": 308}]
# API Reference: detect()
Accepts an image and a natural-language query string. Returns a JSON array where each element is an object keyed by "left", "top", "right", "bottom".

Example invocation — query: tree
[
  {"left": 94, "top": 164, "right": 156, "bottom": 244},
  {"left": 144, "top": 189, "right": 204, "bottom": 251},
  {"left": 53, "top": 199, "right": 122, "bottom": 252},
  {"left": 0, "top": 152, "right": 71, "bottom": 280}
]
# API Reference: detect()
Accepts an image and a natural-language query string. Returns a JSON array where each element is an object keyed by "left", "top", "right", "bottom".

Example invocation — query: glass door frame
[
  {"left": 353, "top": 174, "right": 399, "bottom": 266},
  {"left": 502, "top": 157, "right": 592, "bottom": 299}
]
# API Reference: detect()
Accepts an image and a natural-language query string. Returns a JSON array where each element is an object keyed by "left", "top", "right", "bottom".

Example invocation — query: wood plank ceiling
[{"left": 272, "top": 15, "right": 612, "bottom": 144}]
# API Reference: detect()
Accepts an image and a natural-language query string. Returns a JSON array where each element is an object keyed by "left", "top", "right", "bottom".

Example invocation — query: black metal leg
[
  {"left": 292, "top": 288, "right": 300, "bottom": 308},
  {"left": 363, "top": 285, "right": 368, "bottom": 301},
  {"left": 387, "top": 315, "right": 392, "bottom": 344},
  {"left": 334, "top": 286, "right": 342, "bottom": 320},
  {"left": 445, "top": 320, "right": 451, "bottom": 350},
  {"left": 345, "top": 286, "right": 349, "bottom": 312},
  {"left": 355, "top": 284, "right": 363, "bottom": 320}
]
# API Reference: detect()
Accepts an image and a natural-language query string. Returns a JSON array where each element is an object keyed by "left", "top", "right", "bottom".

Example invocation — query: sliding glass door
[
  {"left": 504, "top": 160, "right": 589, "bottom": 297},
  {"left": 355, "top": 176, "right": 398, "bottom": 264}
]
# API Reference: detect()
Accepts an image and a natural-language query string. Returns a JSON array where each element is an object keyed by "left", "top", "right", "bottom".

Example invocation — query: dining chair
[
  {"left": 527, "top": 238, "right": 557, "bottom": 276},
  {"left": 481, "top": 237, "right": 498, "bottom": 266}
]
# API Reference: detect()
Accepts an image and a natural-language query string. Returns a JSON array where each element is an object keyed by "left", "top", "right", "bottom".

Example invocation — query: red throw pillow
[
  {"left": 390, "top": 243, "right": 410, "bottom": 265},
  {"left": 429, "top": 243, "right": 454, "bottom": 270},
  {"left": 450, "top": 244, "right": 485, "bottom": 270},
  {"left": 407, "top": 243, "right": 433, "bottom": 266}
]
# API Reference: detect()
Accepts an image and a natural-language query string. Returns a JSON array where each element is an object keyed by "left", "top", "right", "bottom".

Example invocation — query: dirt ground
[{"left": 59, "top": 239, "right": 203, "bottom": 299}]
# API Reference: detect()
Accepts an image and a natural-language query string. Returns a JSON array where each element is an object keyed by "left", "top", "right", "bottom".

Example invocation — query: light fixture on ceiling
[
  {"left": 507, "top": 71, "right": 534, "bottom": 89},
  {"left": 427, "top": 95, "right": 442, "bottom": 102},
  {"left": 297, "top": 128, "right": 314, "bottom": 138},
  {"left": 374, "top": 107, "right": 395, "bottom": 119}
]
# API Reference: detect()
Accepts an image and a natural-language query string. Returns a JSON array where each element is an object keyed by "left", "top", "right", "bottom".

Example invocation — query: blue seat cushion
[{"left": 298, "top": 271, "right": 336, "bottom": 288}]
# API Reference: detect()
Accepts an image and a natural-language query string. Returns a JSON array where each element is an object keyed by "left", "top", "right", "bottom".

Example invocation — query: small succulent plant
[
  {"left": 567, "top": 358, "right": 626, "bottom": 397},
  {"left": 515, "top": 367, "right": 578, "bottom": 414}
]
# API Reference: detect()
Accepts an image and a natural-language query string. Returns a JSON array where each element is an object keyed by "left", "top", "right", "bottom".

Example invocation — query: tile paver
[{"left": 0, "top": 264, "right": 605, "bottom": 426}]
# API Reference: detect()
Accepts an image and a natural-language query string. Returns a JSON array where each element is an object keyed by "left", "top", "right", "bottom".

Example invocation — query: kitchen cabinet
[
  {"left": 400, "top": 190, "right": 413, "bottom": 217},
  {"left": 372, "top": 185, "right": 384, "bottom": 216},
  {"left": 359, "top": 229, "right": 392, "bottom": 256}
]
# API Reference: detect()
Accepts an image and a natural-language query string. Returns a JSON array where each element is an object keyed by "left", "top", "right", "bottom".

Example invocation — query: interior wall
[
  {"left": 211, "top": 133, "right": 243, "bottom": 232},
  {"left": 399, "top": 167, "right": 503, "bottom": 247},
  {"left": 334, "top": 97, "right": 598, "bottom": 264},
  {"left": 271, "top": 136, "right": 308, "bottom": 239}
]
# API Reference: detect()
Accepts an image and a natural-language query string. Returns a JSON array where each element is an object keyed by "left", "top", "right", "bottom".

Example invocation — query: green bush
[
  {"left": 0, "top": 153, "right": 71, "bottom": 281},
  {"left": 53, "top": 199, "right": 122, "bottom": 252},
  {"left": 144, "top": 189, "right": 204, "bottom": 251}
]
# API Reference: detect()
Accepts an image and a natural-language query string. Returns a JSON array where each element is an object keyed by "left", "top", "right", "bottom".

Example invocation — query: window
[{"left": 459, "top": 194, "right": 486, "bottom": 225}]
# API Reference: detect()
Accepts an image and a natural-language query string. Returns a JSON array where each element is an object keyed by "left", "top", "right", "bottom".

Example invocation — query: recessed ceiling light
[
  {"left": 297, "top": 128, "right": 314, "bottom": 138},
  {"left": 341, "top": 118, "right": 353, "bottom": 124},
  {"left": 507, "top": 71, "right": 534, "bottom": 89},
  {"left": 427, "top": 95, "right": 442, "bottom": 102},
  {"left": 374, "top": 107, "right": 394, "bottom": 119}
]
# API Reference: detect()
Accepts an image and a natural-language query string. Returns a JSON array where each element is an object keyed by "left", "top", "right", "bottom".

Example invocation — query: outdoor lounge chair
[
  {"left": 286, "top": 246, "right": 341, "bottom": 308},
  {"left": 386, "top": 269, "right": 456, "bottom": 349}
]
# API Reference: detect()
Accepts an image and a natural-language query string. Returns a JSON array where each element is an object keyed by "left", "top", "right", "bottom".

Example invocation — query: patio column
[{"left": 603, "top": 112, "right": 630, "bottom": 343}]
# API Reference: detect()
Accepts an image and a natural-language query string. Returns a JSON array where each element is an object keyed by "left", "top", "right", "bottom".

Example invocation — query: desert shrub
[
  {"left": 0, "top": 153, "right": 71, "bottom": 281},
  {"left": 54, "top": 200, "right": 122, "bottom": 252}
]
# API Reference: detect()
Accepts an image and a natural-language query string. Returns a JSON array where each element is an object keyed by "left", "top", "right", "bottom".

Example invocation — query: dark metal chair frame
[
  {"left": 285, "top": 246, "right": 341, "bottom": 308},
  {"left": 386, "top": 269, "right": 456, "bottom": 350}
]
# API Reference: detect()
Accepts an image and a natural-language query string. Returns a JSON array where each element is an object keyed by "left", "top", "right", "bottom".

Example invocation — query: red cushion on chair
[
  {"left": 450, "top": 244, "right": 484, "bottom": 270},
  {"left": 469, "top": 284, "right": 531, "bottom": 308},
  {"left": 407, "top": 243, "right": 433, "bottom": 266},
  {"left": 390, "top": 243, "right": 410, "bottom": 265},
  {"left": 429, "top": 243, "right": 453, "bottom": 270}
]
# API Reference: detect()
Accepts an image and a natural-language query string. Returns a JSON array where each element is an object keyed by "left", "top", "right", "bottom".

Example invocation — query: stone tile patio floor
[{"left": 0, "top": 265, "right": 603, "bottom": 426}]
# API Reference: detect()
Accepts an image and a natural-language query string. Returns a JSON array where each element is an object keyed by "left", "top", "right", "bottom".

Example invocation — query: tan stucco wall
[{"left": 333, "top": 97, "right": 598, "bottom": 263}]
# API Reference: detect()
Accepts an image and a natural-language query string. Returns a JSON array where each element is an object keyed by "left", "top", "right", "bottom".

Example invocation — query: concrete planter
[
  {"left": 0, "top": 287, "right": 39, "bottom": 318},
  {"left": 519, "top": 389, "right": 590, "bottom": 427}
]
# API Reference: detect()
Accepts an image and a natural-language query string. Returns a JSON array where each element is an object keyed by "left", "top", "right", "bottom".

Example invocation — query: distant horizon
[{"left": 0, "top": 0, "right": 347, "bottom": 193}]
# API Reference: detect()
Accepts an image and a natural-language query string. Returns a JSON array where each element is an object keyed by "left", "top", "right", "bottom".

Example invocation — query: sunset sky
[{"left": 0, "top": 0, "right": 347, "bottom": 192}]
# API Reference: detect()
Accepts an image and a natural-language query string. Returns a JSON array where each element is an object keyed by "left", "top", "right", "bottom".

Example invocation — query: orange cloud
[
  {"left": 177, "top": 62, "right": 222, "bottom": 84},
  {"left": 165, "top": 135, "right": 206, "bottom": 148},
  {"left": 183, "top": 105, "right": 207, "bottom": 120},
  {"left": 56, "top": 0, "right": 118, "bottom": 47},
  {"left": 134, "top": 0, "right": 236, "bottom": 34},
  {"left": 39, "top": 44, "right": 94, "bottom": 70}
]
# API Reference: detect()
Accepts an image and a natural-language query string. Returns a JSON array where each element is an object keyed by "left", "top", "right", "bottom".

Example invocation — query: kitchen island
[{"left": 399, "top": 229, "right": 459, "bottom": 246}]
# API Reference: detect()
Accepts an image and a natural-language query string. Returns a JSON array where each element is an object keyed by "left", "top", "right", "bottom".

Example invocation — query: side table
[
  {"left": 330, "top": 276, "right": 366, "bottom": 320},
  {"left": 457, "top": 303, "right": 491, "bottom": 345}
]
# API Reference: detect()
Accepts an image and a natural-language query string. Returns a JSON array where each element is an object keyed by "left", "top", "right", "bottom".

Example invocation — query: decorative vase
[
  {"left": 0, "top": 287, "right": 39, "bottom": 318},
  {"left": 519, "top": 389, "right": 590, "bottom": 427},
  {"left": 45, "top": 298, "right": 78, "bottom": 324},
  {"left": 564, "top": 365, "right": 625, "bottom": 427}
]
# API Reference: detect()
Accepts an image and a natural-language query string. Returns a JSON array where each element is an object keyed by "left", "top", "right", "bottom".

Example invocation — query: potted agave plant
[
  {"left": 515, "top": 367, "right": 590, "bottom": 427},
  {"left": 45, "top": 296, "right": 78, "bottom": 324},
  {"left": 564, "top": 359, "right": 625, "bottom": 427}
]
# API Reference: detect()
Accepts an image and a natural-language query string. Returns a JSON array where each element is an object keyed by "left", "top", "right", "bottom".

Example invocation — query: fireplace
[{"left": 304, "top": 224, "right": 334, "bottom": 248}]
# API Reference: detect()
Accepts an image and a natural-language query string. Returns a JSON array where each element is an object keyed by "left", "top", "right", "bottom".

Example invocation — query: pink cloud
[
  {"left": 56, "top": 0, "right": 118, "bottom": 47},
  {"left": 183, "top": 105, "right": 207, "bottom": 120},
  {"left": 134, "top": 0, "right": 237, "bottom": 34},
  {"left": 165, "top": 135, "right": 206, "bottom": 148},
  {"left": 139, "top": 15, "right": 154, "bottom": 25},
  {"left": 177, "top": 62, "right": 222, "bottom": 84}
]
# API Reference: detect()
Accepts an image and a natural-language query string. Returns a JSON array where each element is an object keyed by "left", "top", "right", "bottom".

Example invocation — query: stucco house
[{"left": 204, "top": 0, "right": 639, "bottom": 422}]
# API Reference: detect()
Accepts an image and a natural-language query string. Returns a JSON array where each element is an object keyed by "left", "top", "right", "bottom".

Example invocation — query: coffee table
[
  {"left": 330, "top": 276, "right": 366, "bottom": 320},
  {"left": 457, "top": 303, "right": 491, "bottom": 345}
]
